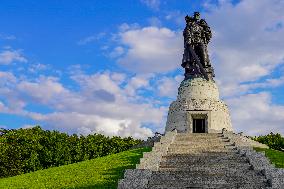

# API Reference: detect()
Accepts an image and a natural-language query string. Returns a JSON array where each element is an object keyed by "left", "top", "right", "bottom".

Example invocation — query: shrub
[{"left": 254, "top": 132, "right": 284, "bottom": 151}]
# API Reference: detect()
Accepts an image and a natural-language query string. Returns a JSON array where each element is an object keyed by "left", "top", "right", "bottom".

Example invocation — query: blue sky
[{"left": 0, "top": 0, "right": 284, "bottom": 138}]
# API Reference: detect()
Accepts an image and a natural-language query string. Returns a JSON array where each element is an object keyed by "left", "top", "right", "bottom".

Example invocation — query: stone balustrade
[
  {"left": 118, "top": 130, "right": 177, "bottom": 189},
  {"left": 222, "top": 130, "right": 284, "bottom": 188}
]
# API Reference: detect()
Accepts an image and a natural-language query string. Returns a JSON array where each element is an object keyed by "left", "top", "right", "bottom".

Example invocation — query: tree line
[
  {"left": 254, "top": 132, "right": 284, "bottom": 151},
  {"left": 0, "top": 126, "right": 142, "bottom": 178}
]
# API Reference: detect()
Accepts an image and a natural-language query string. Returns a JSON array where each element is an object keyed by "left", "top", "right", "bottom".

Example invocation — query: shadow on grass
[{"left": 68, "top": 147, "right": 151, "bottom": 189}]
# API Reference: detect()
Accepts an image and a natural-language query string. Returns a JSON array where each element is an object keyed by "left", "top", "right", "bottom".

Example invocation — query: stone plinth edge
[
  {"left": 136, "top": 130, "right": 177, "bottom": 170},
  {"left": 117, "top": 169, "right": 152, "bottom": 189},
  {"left": 222, "top": 130, "right": 284, "bottom": 188},
  {"left": 222, "top": 130, "right": 268, "bottom": 149},
  {"left": 117, "top": 130, "right": 178, "bottom": 189}
]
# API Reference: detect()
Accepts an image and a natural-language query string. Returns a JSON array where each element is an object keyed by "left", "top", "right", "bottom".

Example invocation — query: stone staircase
[
  {"left": 147, "top": 133, "right": 269, "bottom": 188},
  {"left": 119, "top": 132, "right": 272, "bottom": 188}
]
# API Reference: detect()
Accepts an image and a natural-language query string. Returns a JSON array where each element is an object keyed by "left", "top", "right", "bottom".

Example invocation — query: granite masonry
[{"left": 165, "top": 78, "right": 233, "bottom": 133}]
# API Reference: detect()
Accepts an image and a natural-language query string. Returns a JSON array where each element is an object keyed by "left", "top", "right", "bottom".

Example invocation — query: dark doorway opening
[{"left": 193, "top": 119, "right": 206, "bottom": 133}]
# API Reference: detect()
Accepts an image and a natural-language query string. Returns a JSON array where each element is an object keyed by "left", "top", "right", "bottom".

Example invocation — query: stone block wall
[{"left": 165, "top": 99, "right": 233, "bottom": 133}]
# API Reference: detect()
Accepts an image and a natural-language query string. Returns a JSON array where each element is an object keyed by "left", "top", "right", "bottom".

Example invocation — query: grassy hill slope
[
  {"left": 0, "top": 147, "right": 151, "bottom": 189},
  {"left": 254, "top": 147, "right": 284, "bottom": 168}
]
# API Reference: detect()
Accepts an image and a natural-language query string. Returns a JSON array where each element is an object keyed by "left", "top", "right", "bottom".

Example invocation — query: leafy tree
[{"left": 254, "top": 132, "right": 284, "bottom": 151}]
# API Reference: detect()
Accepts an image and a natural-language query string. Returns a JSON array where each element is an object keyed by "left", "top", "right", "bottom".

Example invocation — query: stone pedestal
[{"left": 165, "top": 78, "right": 233, "bottom": 133}]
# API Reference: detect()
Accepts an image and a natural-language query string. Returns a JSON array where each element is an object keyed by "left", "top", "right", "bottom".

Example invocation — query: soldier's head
[{"left": 193, "top": 12, "right": 200, "bottom": 20}]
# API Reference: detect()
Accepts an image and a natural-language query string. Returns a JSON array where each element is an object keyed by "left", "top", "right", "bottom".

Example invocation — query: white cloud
[
  {"left": 157, "top": 75, "right": 183, "bottom": 98},
  {"left": 118, "top": 23, "right": 140, "bottom": 32},
  {"left": 22, "top": 124, "right": 36, "bottom": 129},
  {"left": 0, "top": 72, "right": 27, "bottom": 113},
  {"left": 17, "top": 76, "right": 68, "bottom": 105},
  {"left": 140, "top": 0, "right": 161, "bottom": 10},
  {"left": 0, "top": 71, "right": 17, "bottom": 84},
  {"left": 0, "top": 70, "right": 165, "bottom": 139},
  {"left": 148, "top": 17, "right": 162, "bottom": 27},
  {"left": 77, "top": 32, "right": 106, "bottom": 45},
  {"left": 0, "top": 33, "right": 16, "bottom": 40},
  {"left": 0, "top": 101, "right": 8, "bottom": 113},
  {"left": 204, "top": 0, "right": 284, "bottom": 95},
  {"left": 219, "top": 75, "right": 284, "bottom": 98},
  {"left": 35, "top": 112, "right": 153, "bottom": 138},
  {"left": 28, "top": 63, "right": 48, "bottom": 73},
  {"left": 0, "top": 124, "right": 7, "bottom": 129},
  {"left": 124, "top": 74, "right": 152, "bottom": 96},
  {"left": 0, "top": 50, "right": 27, "bottom": 65},
  {"left": 228, "top": 92, "right": 284, "bottom": 136},
  {"left": 110, "top": 72, "right": 126, "bottom": 84},
  {"left": 165, "top": 10, "right": 185, "bottom": 26},
  {"left": 109, "top": 46, "right": 125, "bottom": 58},
  {"left": 117, "top": 26, "right": 183, "bottom": 73},
  {"left": 33, "top": 72, "right": 165, "bottom": 138}
]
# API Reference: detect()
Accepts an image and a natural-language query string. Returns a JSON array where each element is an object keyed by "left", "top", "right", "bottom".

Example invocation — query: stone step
[
  {"left": 163, "top": 151, "right": 238, "bottom": 157},
  {"left": 167, "top": 149, "right": 230, "bottom": 154},
  {"left": 173, "top": 138, "right": 226, "bottom": 142},
  {"left": 169, "top": 144, "right": 227, "bottom": 148},
  {"left": 148, "top": 183, "right": 268, "bottom": 189},
  {"left": 148, "top": 176, "right": 267, "bottom": 185},
  {"left": 175, "top": 136, "right": 220, "bottom": 139},
  {"left": 162, "top": 152, "right": 242, "bottom": 160},
  {"left": 173, "top": 140, "right": 223, "bottom": 144},
  {"left": 175, "top": 135, "right": 220, "bottom": 137},
  {"left": 168, "top": 145, "right": 226, "bottom": 150},
  {"left": 168, "top": 147, "right": 228, "bottom": 150},
  {"left": 176, "top": 134, "right": 220, "bottom": 137},
  {"left": 174, "top": 137, "right": 221, "bottom": 141},
  {"left": 140, "top": 133, "right": 269, "bottom": 189},
  {"left": 160, "top": 159, "right": 248, "bottom": 165},
  {"left": 118, "top": 132, "right": 271, "bottom": 189},
  {"left": 167, "top": 147, "right": 229, "bottom": 151},
  {"left": 177, "top": 133, "right": 221, "bottom": 137},
  {"left": 176, "top": 134, "right": 220, "bottom": 136},
  {"left": 160, "top": 157, "right": 249, "bottom": 165},
  {"left": 159, "top": 163, "right": 252, "bottom": 171},
  {"left": 151, "top": 170, "right": 264, "bottom": 179},
  {"left": 169, "top": 143, "right": 225, "bottom": 147},
  {"left": 148, "top": 177, "right": 268, "bottom": 187}
]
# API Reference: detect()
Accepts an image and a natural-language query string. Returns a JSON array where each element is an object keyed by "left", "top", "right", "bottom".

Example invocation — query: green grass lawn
[
  {"left": 0, "top": 147, "right": 151, "bottom": 189},
  {"left": 254, "top": 147, "right": 284, "bottom": 168}
]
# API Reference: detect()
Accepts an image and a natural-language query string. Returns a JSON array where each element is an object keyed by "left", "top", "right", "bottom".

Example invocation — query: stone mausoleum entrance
[
  {"left": 185, "top": 111, "right": 210, "bottom": 133},
  {"left": 193, "top": 119, "right": 206, "bottom": 133}
]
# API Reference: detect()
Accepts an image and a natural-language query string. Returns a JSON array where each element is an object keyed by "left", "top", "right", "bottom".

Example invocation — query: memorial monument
[
  {"left": 118, "top": 12, "right": 283, "bottom": 189},
  {"left": 165, "top": 12, "right": 233, "bottom": 133}
]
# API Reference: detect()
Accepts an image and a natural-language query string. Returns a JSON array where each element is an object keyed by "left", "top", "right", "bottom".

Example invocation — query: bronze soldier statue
[{"left": 181, "top": 12, "right": 214, "bottom": 80}]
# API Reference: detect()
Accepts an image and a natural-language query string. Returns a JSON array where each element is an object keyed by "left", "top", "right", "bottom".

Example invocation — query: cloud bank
[{"left": 1, "top": 0, "right": 284, "bottom": 138}]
